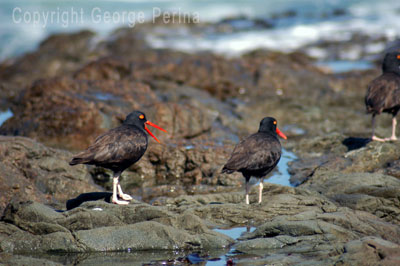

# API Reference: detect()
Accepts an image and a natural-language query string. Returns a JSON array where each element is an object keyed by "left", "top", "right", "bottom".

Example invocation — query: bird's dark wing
[
  {"left": 70, "top": 126, "right": 147, "bottom": 166},
  {"left": 222, "top": 133, "right": 281, "bottom": 172},
  {"left": 365, "top": 73, "right": 400, "bottom": 114}
]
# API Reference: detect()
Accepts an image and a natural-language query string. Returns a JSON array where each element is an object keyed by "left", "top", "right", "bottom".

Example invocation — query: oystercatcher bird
[
  {"left": 69, "top": 111, "right": 166, "bottom": 205},
  {"left": 222, "top": 117, "right": 287, "bottom": 204},
  {"left": 365, "top": 51, "right": 400, "bottom": 141}
]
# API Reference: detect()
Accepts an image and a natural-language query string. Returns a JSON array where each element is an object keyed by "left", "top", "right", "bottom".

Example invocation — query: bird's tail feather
[
  {"left": 221, "top": 167, "right": 234, "bottom": 174},
  {"left": 69, "top": 157, "right": 85, "bottom": 166}
]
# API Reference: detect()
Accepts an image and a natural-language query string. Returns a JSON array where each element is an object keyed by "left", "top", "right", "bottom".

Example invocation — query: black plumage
[
  {"left": 365, "top": 51, "right": 400, "bottom": 141},
  {"left": 222, "top": 117, "right": 286, "bottom": 204},
  {"left": 69, "top": 124, "right": 148, "bottom": 172},
  {"left": 70, "top": 110, "right": 166, "bottom": 204}
]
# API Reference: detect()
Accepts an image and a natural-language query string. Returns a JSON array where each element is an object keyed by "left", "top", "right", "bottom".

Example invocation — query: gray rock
[
  {"left": 0, "top": 136, "right": 100, "bottom": 213},
  {"left": 0, "top": 200, "right": 234, "bottom": 253},
  {"left": 74, "top": 221, "right": 201, "bottom": 251},
  {"left": 385, "top": 159, "right": 400, "bottom": 179},
  {"left": 2, "top": 201, "right": 67, "bottom": 234},
  {"left": 0, "top": 223, "right": 81, "bottom": 253},
  {"left": 335, "top": 237, "right": 400, "bottom": 266},
  {"left": 301, "top": 171, "right": 400, "bottom": 225},
  {"left": 0, "top": 254, "right": 63, "bottom": 266}
]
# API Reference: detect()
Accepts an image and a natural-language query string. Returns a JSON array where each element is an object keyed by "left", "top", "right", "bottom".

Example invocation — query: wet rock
[
  {"left": 343, "top": 141, "right": 400, "bottom": 173},
  {"left": 386, "top": 159, "right": 400, "bottom": 179},
  {"left": 74, "top": 214, "right": 233, "bottom": 251},
  {"left": 1, "top": 182, "right": 399, "bottom": 265},
  {"left": 161, "top": 184, "right": 337, "bottom": 227},
  {"left": 1, "top": 82, "right": 236, "bottom": 200},
  {"left": 115, "top": 141, "right": 236, "bottom": 202},
  {"left": 99, "top": 27, "right": 150, "bottom": 57},
  {"left": 1, "top": 53, "right": 227, "bottom": 152},
  {"left": 74, "top": 221, "right": 201, "bottom": 251},
  {"left": 0, "top": 136, "right": 99, "bottom": 214},
  {"left": 304, "top": 171, "right": 400, "bottom": 196},
  {"left": 1, "top": 249, "right": 227, "bottom": 266},
  {"left": 302, "top": 171, "right": 400, "bottom": 225},
  {"left": 0, "top": 200, "right": 234, "bottom": 253},
  {"left": 0, "top": 221, "right": 81, "bottom": 253},
  {"left": 130, "top": 51, "right": 254, "bottom": 101},
  {"left": 0, "top": 30, "right": 97, "bottom": 97},
  {"left": 288, "top": 155, "right": 351, "bottom": 186},
  {"left": 233, "top": 207, "right": 400, "bottom": 264},
  {"left": 73, "top": 57, "right": 131, "bottom": 81},
  {"left": 159, "top": 184, "right": 400, "bottom": 265},
  {"left": 336, "top": 237, "right": 400, "bottom": 265},
  {"left": 291, "top": 133, "right": 348, "bottom": 157},
  {"left": 0, "top": 77, "right": 103, "bottom": 150},
  {"left": 2, "top": 201, "right": 67, "bottom": 234},
  {"left": 289, "top": 139, "right": 400, "bottom": 185},
  {"left": 146, "top": 101, "right": 218, "bottom": 139},
  {"left": 233, "top": 254, "right": 328, "bottom": 266},
  {"left": 0, "top": 254, "right": 63, "bottom": 266},
  {"left": 0, "top": 76, "right": 157, "bottom": 150}
]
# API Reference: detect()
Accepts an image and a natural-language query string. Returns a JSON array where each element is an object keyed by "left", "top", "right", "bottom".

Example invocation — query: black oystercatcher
[
  {"left": 222, "top": 117, "right": 287, "bottom": 204},
  {"left": 69, "top": 111, "right": 166, "bottom": 205},
  {"left": 365, "top": 51, "right": 400, "bottom": 141}
]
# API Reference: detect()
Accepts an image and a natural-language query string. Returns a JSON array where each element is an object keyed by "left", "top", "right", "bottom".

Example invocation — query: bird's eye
[
  {"left": 139, "top": 115, "right": 144, "bottom": 119},
  {"left": 273, "top": 121, "right": 277, "bottom": 125}
]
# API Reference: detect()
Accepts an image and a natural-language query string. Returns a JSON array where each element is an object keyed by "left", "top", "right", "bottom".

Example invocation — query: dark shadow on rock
[
  {"left": 342, "top": 137, "right": 372, "bottom": 151},
  {"left": 66, "top": 192, "right": 112, "bottom": 210}
]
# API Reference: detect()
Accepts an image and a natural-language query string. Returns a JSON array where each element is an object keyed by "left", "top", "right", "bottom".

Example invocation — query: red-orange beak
[
  {"left": 145, "top": 121, "right": 167, "bottom": 143},
  {"left": 397, "top": 55, "right": 400, "bottom": 60},
  {"left": 276, "top": 127, "right": 287, "bottom": 140}
]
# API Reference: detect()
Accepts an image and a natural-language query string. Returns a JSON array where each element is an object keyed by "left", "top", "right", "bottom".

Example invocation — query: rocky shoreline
[{"left": 1, "top": 19, "right": 400, "bottom": 265}]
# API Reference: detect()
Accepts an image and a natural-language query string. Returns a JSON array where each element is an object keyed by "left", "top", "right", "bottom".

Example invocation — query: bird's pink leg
[
  {"left": 372, "top": 135, "right": 386, "bottom": 142},
  {"left": 245, "top": 181, "right": 250, "bottom": 205},
  {"left": 117, "top": 183, "right": 132, "bottom": 201},
  {"left": 258, "top": 180, "right": 264, "bottom": 204},
  {"left": 384, "top": 117, "right": 398, "bottom": 141},
  {"left": 371, "top": 115, "right": 386, "bottom": 142},
  {"left": 112, "top": 174, "right": 129, "bottom": 205}
]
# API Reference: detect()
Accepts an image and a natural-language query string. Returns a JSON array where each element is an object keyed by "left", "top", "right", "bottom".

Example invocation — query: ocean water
[
  {"left": 0, "top": 109, "right": 13, "bottom": 126},
  {"left": 1, "top": 0, "right": 400, "bottom": 62}
]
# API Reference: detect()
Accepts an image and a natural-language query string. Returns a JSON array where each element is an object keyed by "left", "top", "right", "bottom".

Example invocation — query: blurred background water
[{"left": 1, "top": 0, "right": 400, "bottom": 61}]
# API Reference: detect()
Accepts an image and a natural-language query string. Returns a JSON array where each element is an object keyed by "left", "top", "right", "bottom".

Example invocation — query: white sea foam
[
  {"left": 144, "top": 0, "right": 400, "bottom": 57},
  {"left": 146, "top": 5, "right": 400, "bottom": 57}
]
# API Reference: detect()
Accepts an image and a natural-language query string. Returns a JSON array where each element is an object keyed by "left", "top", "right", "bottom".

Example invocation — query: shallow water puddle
[
  {"left": 316, "top": 60, "right": 374, "bottom": 73},
  {"left": 247, "top": 148, "right": 296, "bottom": 187},
  {"left": 214, "top": 226, "right": 255, "bottom": 240},
  {"left": 93, "top": 92, "right": 118, "bottom": 101},
  {"left": 0, "top": 108, "right": 13, "bottom": 126},
  {"left": 267, "top": 148, "right": 297, "bottom": 187},
  {"left": 207, "top": 227, "right": 255, "bottom": 266},
  {"left": 249, "top": 149, "right": 297, "bottom": 187}
]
